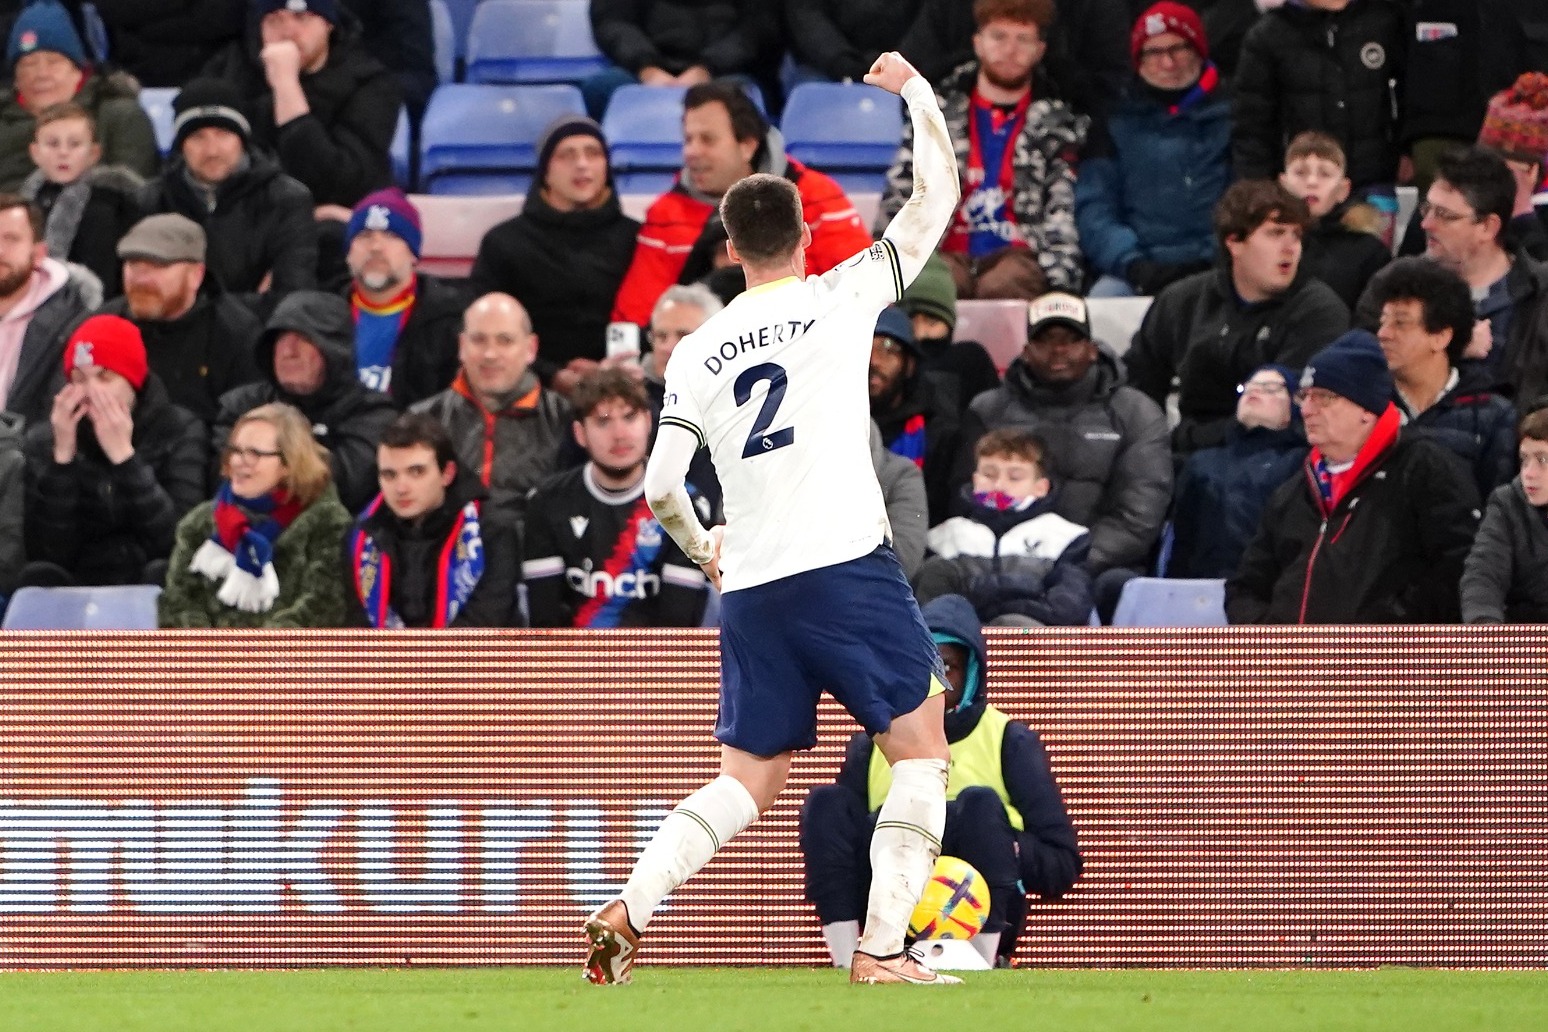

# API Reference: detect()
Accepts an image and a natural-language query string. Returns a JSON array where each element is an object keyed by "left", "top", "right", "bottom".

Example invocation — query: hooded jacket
[
  {"left": 1299, "top": 206, "right": 1392, "bottom": 312},
  {"left": 22, "top": 162, "right": 143, "bottom": 299},
  {"left": 833, "top": 593, "right": 1083, "bottom": 900},
  {"left": 213, "top": 290, "right": 397, "bottom": 513},
  {"left": 1461, "top": 478, "right": 1548, "bottom": 624},
  {"left": 0, "top": 70, "right": 159, "bottom": 191},
  {"left": 200, "top": 6, "right": 400, "bottom": 207},
  {"left": 343, "top": 468, "right": 517, "bottom": 629},
  {"left": 877, "top": 62, "right": 1089, "bottom": 292},
  {"left": 957, "top": 347, "right": 1172, "bottom": 573},
  {"left": 469, "top": 179, "right": 639, "bottom": 383},
  {"left": 609, "top": 132, "right": 870, "bottom": 326},
  {"left": 1126, "top": 262, "right": 1351, "bottom": 454},
  {"left": 24, "top": 372, "right": 208, "bottom": 585},
  {"left": 0, "top": 257, "right": 99, "bottom": 425},
  {"left": 139, "top": 151, "right": 318, "bottom": 302}
]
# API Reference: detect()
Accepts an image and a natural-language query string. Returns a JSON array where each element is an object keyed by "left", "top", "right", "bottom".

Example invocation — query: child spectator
[
  {"left": 915, "top": 427, "right": 1093, "bottom": 626},
  {"left": 1278, "top": 131, "right": 1391, "bottom": 311},
  {"left": 18, "top": 102, "right": 140, "bottom": 299},
  {"left": 1234, "top": 0, "right": 1405, "bottom": 243},
  {"left": 1461, "top": 405, "right": 1548, "bottom": 623}
]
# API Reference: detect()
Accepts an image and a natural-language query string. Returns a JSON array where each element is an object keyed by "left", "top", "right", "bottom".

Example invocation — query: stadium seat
[
  {"left": 419, "top": 83, "right": 585, "bottom": 195},
  {"left": 603, "top": 83, "right": 765, "bottom": 178},
  {"left": 1, "top": 585, "right": 162, "bottom": 631},
  {"left": 1110, "top": 577, "right": 1228, "bottom": 627},
  {"left": 466, "top": 0, "right": 609, "bottom": 85},
  {"left": 410, "top": 192, "right": 526, "bottom": 277},
  {"left": 139, "top": 86, "right": 178, "bottom": 155},
  {"left": 390, "top": 107, "right": 412, "bottom": 187},
  {"left": 956, "top": 299, "right": 1029, "bottom": 373},
  {"left": 441, "top": 0, "right": 481, "bottom": 63},
  {"left": 782, "top": 82, "right": 902, "bottom": 184},
  {"left": 430, "top": 0, "right": 456, "bottom": 83},
  {"left": 1086, "top": 296, "right": 1151, "bottom": 357}
]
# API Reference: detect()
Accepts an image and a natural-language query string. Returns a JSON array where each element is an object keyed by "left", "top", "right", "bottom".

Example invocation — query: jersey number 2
[{"left": 734, "top": 363, "right": 794, "bottom": 459}]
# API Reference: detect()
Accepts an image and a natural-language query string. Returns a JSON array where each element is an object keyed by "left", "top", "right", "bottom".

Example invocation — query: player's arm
[
  {"left": 645, "top": 424, "right": 722, "bottom": 587},
  {"left": 865, "top": 52, "right": 960, "bottom": 285}
]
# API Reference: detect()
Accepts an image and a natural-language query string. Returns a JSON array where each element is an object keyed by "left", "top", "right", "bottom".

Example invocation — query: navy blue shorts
[{"left": 715, "top": 544, "right": 947, "bottom": 757}]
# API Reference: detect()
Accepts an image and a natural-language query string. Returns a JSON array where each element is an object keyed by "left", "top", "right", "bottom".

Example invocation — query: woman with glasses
[{"left": 158, "top": 402, "right": 352, "bottom": 628}]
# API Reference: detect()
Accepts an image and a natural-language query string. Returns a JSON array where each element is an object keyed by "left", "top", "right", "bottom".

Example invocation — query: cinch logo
[
  {"left": 0, "top": 778, "right": 668, "bottom": 914},
  {"left": 566, "top": 563, "right": 660, "bottom": 600}
]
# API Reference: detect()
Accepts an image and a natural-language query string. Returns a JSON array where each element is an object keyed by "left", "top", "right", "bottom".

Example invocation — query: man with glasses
[
  {"left": 870, "top": 307, "right": 959, "bottom": 525},
  {"left": 1167, "top": 364, "right": 1307, "bottom": 580},
  {"left": 1410, "top": 146, "right": 1548, "bottom": 403},
  {"left": 1365, "top": 257, "right": 1516, "bottom": 498},
  {"left": 1227, "top": 330, "right": 1480, "bottom": 624},
  {"left": 1076, "top": 2, "right": 1230, "bottom": 298}
]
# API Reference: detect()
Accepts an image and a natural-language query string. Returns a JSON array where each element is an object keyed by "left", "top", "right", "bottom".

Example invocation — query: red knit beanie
[
  {"left": 1131, "top": 2, "right": 1207, "bottom": 67},
  {"left": 63, "top": 314, "right": 148, "bottom": 390},
  {"left": 1478, "top": 72, "right": 1548, "bottom": 165}
]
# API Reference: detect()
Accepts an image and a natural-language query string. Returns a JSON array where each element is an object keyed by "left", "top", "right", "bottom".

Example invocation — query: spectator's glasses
[
  {"left": 226, "top": 446, "right": 282, "bottom": 464},
  {"left": 1293, "top": 388, "right": 1344, "bottom": 407},
  {"left": 1139, "top": 42, "right": 1194, "bottom": 64},
  {"left": 1418, "top": 200, "right": 1481, "bottom": 224},
  {"left": 872, "top": 338, "right": 907, "bottom": 356},
  {"left": 1237, "top": 378, "right": 1289, "bottom": 396}
]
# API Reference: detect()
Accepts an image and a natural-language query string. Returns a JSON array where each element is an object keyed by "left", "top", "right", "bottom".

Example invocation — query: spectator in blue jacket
[
  {"left": 1168, "top": 363, "right": 1307, "bottom": 580},
  {"left": 1076, "top": 2, "right": 1231, "bottom": 298},
  {"left": 799, "top": 593, "right": 1082, "bottom": 969}
]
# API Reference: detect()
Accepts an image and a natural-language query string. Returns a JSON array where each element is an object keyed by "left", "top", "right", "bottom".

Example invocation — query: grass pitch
[{"left": 1, "top": 967, "right": 1543, "bottom": 1032}]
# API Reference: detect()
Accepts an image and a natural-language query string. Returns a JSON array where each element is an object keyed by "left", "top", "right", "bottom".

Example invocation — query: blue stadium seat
[
  {"left": 430, "top": 0, "right": 456, "bottom": 83},
  {"left": 467, "top": 0, "right": 609, "bottom": 85},
  {"left": 139, "top": 86, "right": 178, "bottom": 155},
  {"left": 1110, "top": 578, "right": 1228, "bottom": 627},
  {"left": 419, "top": 83, "right": 585, "bottom": 195},
  {"left": 602, "top": 84, "right": 763, "bottom": 178},
  {"left": 441, "top": 0, "right": 481, "bottom": 62},
  {"left": 390, "top": 106, "right": 412, "bottom": 187},
  {"left": 781, "top": 82, "right": 903, "bottom": 179},
  {"left": 2, "top": 585, "right": 162, "bottom": 631}
]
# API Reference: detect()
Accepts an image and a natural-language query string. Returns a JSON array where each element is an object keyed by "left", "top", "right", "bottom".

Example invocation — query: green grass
[{"left": 0, "top": 968, "right": 1544, "bottom": 1032}]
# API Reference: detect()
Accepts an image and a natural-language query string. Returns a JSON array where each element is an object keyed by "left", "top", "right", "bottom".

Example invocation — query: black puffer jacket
[
  {"left": 1233, "top": 0, "right": 1405, "bottom": 188},
  {"left": 1226, "top": 427, "right": 1481, "bottom": 624},
  {"left": 1397, "top": 375, "right": 1517, "bottom": 502},
  {"left": 468, "top": 185, "right": 638, "bottom": 383},
  {"left": 23, "top": 374, "right": 208, "bottom": 585},
  {"left": 213, "top": 291, "right": 397, "bottom": 514},
  {"left": 590, "top": 0, "right": 778, "bottom": 78},
  {"left": 956, "top": 347, "right": 1172, "bottom": 573},
  {"left": 1400, "top": 0, "right": 1548, "bottom": 146},
  {"left": 139, "top": 153, "right": 317, "bottom": 301},
  {"left": 93, "top": 0, "right": 245, "bottom": 88},
  {"left": 201, "top": 7, "right": 400, "bottom": 207},
  {"left": 1125, "top": 263, "right": 1350, "bottom": 454},
  {"left": 339, "top": 0, "right": 435, "bottom": 119}
]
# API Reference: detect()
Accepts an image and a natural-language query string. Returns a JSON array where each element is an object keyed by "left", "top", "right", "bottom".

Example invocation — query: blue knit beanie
[
  {"left": 1301, "top": 331, "right": 1392, "bottom": 416},
  {"left": 7, "top": 1, "right": 87, "bottom": 70},
  {"left": 874, "top": 306, "right": 921, "bottom": 359}
]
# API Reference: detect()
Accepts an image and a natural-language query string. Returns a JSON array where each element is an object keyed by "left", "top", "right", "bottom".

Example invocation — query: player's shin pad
[
  {"left": 619, "top": 774, "right": 759, "bottom": 932},
  {"left": 857, "top": 757, "right": 948, "bottom": 957}
]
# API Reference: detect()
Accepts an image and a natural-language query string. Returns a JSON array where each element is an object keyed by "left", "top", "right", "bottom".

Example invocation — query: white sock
[
  {"left": 617, "top": 774, "right": 760, "bottom": 932},
  {"left": 821, "top": 920, "right": 861, "bottom": 968},
  {"left": 856, "top": 756, "right": 948, "bottom": 958},
  {"left": 970, "top": 930, "right": 1002, "bottom": 966}
]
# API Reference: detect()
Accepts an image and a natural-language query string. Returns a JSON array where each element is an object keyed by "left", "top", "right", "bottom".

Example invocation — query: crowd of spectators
[{"left": 0, "top": 0, "right": 1546, "bottom": 632}]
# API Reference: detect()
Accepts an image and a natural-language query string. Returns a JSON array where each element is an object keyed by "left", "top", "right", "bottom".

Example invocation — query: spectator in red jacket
[{"left": 609, "top": 80, "right": 872, "bottom": 327}]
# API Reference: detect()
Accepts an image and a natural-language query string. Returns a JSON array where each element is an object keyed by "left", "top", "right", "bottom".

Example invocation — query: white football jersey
[{"left": 658, "top": 239, "right": 905, "bottom": 591}]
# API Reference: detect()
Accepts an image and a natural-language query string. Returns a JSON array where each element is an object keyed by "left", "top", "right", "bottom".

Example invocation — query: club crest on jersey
[
  {"left": 636, "top": 520, "right": 662, "bottom": 548},
  {"left": 364, "top": 205, "right": 392, "bottom": 232},
  {"left": 569, "top": 516, "right": 589, "bottom": 538}
]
